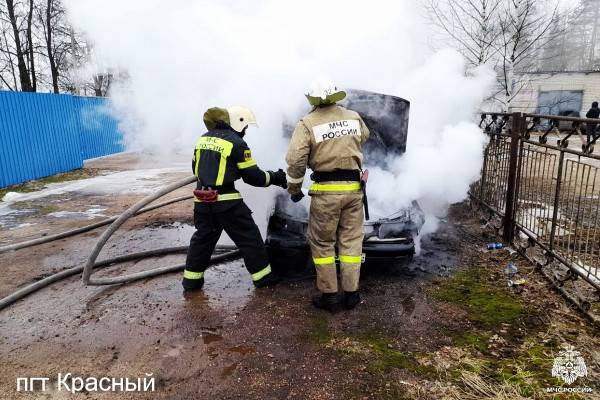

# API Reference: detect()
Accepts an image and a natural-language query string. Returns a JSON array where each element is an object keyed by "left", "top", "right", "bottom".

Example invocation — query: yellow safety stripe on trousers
[
  {"left": 309, "top": 182, "right": 361, "bottom": 192},
  {"left": 194, "top": 192, "right": 243, "bottom": 202},
  {"left": 237, "top": 159, "right": 257, "bottom": 169},
  {"left": 313, "top": 256, "right": 336, "bottom": 265},
  {"left": 339, "top": 255, "right": 362, "bottom": 264},
  {"left": 183, "top": 270, "right": 204, "bottom": 280},
  {"left": 195, "top": 136, "right": 234, "bottom": 185},
  {"left": 251, "top": 265, "right": 272, "bottom": 281}
]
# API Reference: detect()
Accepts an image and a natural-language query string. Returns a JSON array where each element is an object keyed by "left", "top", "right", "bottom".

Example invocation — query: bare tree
[
  {"left": 37, "top": 0, "right": 66, "bottom": 93},
  {"left": 539, "top": 12, "right": 570, "bottom": 72},
  {"left": 3, "top": 0, "right": 35, "bottom": 91},
  {"left": 25, "top": 0, "right": 36, "bottom": 91},
  {"left": 0, "top": 21, "right": 17, "bottom": 89},
  {"left": 426, "top": 0, "right": 503, "bottom": 67},
  {"left": 425, "top": 0, "right": 563, "bottom": 110},
  {"left": 496, "top": 0, "right": 560, "bottom": 108},
  {"left": 562, "top": 0, "right": 600, "bottom": 70}
]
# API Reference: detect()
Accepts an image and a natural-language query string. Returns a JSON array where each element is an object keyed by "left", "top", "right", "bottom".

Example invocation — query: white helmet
[
  {"left": 227, "top": 106, "right": 257, "bottom": 133},
  {"left": 305, "top": 78, "right": 346, "bottom": 106}
]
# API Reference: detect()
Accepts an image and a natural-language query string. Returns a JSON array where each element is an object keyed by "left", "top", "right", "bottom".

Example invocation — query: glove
[
  {"left": 269, "top": 169, "right": 288, "bottom": 189},
  {"left": 291, "top": 192, "right": 305, "bottom": 203}
]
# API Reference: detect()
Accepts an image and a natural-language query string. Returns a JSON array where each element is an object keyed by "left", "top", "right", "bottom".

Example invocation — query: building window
[{"left": 537, "top": 90, "right": 584, "bottom": 117}]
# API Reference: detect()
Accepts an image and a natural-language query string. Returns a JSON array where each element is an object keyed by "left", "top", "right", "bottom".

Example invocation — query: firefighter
[
  {"left": 286, "top": 79, "right": 370, "bottom": 312},
  {"left": 182, "top": 106, "right": 287, "bottom": 291}
]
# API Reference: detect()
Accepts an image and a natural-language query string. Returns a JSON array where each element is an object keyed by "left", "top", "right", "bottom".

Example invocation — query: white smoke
[{"left": 64, "top": 0, "right": 495, "bottom": 246}]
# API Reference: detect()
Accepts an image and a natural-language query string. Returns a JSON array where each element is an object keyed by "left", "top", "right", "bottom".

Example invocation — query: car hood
[
  {"left": 340, "top": 89, "right": 410, "bottom": 158},
  {"left": 273, "top": 89, "right": 418, "bottom": 231}
]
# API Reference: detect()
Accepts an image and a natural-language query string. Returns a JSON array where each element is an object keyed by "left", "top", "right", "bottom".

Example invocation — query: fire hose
[
  {"left": 0, "top": 194, "right": 194, "bottom": 254},
  {"left": 0, "top": 176, "right": 242, "bottom": 310}
]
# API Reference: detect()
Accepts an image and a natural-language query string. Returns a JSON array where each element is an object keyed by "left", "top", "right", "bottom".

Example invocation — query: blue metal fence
[{"left": 0, "top": 91, "right": 124, "bottom": 188}]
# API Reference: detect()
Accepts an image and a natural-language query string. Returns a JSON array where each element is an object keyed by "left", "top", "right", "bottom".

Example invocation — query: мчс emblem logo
[{"left": 551, "top": 345, "right": 588, "bottom": 385}]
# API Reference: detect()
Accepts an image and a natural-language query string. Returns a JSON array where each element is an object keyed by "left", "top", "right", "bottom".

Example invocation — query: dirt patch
[{"left": 0, "top": 199, "right": 598, "bottom": 399}]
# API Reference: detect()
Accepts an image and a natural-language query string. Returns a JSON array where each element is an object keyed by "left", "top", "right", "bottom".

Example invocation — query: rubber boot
[
  {"left": 343, "top": 291, "right": 360, "bottom": 310},
  {"left": 312, "top": 293, "right": 341, "bottom": 313},
  {"left": 182, "top": 277, "right": 204, "bottom": 291},
  {"left": 254, "top": 272, "right": 280, "bottom": 288}
]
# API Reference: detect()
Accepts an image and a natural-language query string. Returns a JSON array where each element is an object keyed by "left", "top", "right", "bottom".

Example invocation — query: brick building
[{"left": 510, "top": 71, "right": 600, "bottom": 116}]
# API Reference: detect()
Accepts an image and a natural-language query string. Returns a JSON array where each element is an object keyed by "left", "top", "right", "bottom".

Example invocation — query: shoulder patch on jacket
[{"left": 244, "top": 150, "right": 252, "bottom": 161}]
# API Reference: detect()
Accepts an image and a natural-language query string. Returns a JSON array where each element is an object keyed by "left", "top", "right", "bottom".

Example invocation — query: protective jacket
[
  {"left": 286, "top": 105, "right": 370, "bottom": 195},
  {"left": 183, "top": 126, "right": 275, "bottom": 289},
  {"left": 193, "top": 127, "right": 273, "bottom": 210},
  {"left": 285, "top": 104, "right": 370, "bottom": 294}
]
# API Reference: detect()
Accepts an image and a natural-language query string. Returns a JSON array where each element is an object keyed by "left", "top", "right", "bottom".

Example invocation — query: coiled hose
[
  {"left": 0, "top": 175, "right": 242, "bottom": 310},
  {"left": 0, "top": 245, "right": 238, "bottom": 311}
]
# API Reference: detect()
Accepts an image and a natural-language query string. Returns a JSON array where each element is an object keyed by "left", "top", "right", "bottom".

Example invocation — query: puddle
[
  {"left": 229, "top": 345, "right": 255, "bottom": 355},
  {"left": 0, "top": 209, "right": 37, "bottom": 229},
  {"left": 220, "top": 362, "right": 238, "bottom": 378},
  {"left": 202, "top": 332, "right": 223, "bottom": 345},
  {"left": 48, "top": 208, "right": 106, "bottom": 220}
]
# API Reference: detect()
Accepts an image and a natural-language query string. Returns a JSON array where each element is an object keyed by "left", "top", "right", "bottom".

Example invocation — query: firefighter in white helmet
[
  {"left": 286, "top": 79, "right": 370, "bottom": 312},
  {"left": 183, "top": 106, "right": 287, "bottom": 291}
]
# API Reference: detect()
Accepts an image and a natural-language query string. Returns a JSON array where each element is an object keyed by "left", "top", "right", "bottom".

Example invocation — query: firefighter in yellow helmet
[
  {"left": 183, "top": 106, "right": 287, "bottom": 291},
  {"left": 286, "top": 80, "right": 370, "bottom": 312}
]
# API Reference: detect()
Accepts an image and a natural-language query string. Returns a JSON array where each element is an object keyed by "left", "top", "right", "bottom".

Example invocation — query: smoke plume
[{"left": 64, "top": 0, "right": 495, "bottom": 245}]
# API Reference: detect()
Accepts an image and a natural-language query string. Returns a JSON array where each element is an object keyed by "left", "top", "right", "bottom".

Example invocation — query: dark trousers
[
  {"left": 185, "top": 201, "right": 270, "bottom": 278},
  {"left": 587, "top": 124, "right": 597, "bottom": 143}
]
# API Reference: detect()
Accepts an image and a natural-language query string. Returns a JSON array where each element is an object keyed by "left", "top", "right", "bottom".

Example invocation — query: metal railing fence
[{"left": 472, "top": 112, "right": 600, "bottom": 317}]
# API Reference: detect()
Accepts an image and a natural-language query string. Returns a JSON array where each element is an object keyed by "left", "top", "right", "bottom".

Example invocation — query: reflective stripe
[
  {"left": 194, "top": 192, "right": 243, "bottom": 202},
  {"left": 216, "top": 155, "right": 227, "bottom": 185},
  {"left": 286, "top": 174, "right": 304, "bottom": 184},
  {"left": 183, "top": 270, "right": 204, "bottom": 280},
  {"left": 310, "top": 182, "right": 361, "bottom": 192},
  {"left": 194, "top": 149, "right": 201, "bottom": 177},
  {"left": 313, "top": 256, "right": 336, "bottom": 265},
  {"left": 339, "top": 255, "right": 362, "bottom": 264},
  {"left": 237, "top": 159, "right": 257, "bottom": 169},
  {"left": 264, "top": 171, "right": 271, "bottom": 186},
  {"left": 251, "top": 265, "right": 272, "bottom": 281}
]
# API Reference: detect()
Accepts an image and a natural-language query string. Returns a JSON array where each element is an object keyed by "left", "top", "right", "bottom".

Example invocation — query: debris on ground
[{"left": 0, "top": 156, "right": 598, "bottom": 399}]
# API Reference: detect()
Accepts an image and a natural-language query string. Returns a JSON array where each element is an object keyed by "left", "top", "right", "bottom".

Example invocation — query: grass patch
[
  {"left": 347, "top": 332, "right": 437, "bottom": 377},
  {"left": 448, "top": 336, "right": 565, "bottom": 397},
  {"left": 430, "top": 269, "right": 525, "bottom": 327},
  {"left": 0, "top": 168, "right": 100, "bottom": 199},
  {"left": 301, "top": 316, "right": 331, "bottom": 345},
  {"left": 356, "top": 333, "right": 414, "bottom": 373},
  {"left": 452, "top": 331, "right": 490, "bottom": 353},
  {"left": 302, "top": 322, "right": 437, "bottom": 379}
]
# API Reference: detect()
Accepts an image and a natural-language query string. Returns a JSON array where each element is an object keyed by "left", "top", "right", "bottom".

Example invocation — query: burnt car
[{"left": 266, "top": 89, "right": 424, "bottom": 269}]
